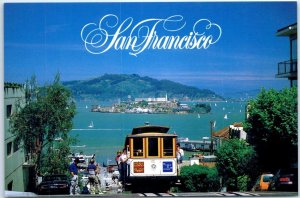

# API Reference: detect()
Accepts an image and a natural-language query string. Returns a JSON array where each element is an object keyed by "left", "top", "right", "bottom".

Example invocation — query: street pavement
[{"left": 6, "top": 191, "right": 298, "bottom": 197}]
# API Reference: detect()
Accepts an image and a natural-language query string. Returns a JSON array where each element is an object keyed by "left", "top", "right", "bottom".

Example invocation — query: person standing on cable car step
[
  {"left": 119, "top": 148, "right": 128, "bottom": 186},
  {"left": 115, "top": 151, "right": 122, "bottom": 183},
  {"left": 176, "top": 143, "right": 184, "bottom": 174}
]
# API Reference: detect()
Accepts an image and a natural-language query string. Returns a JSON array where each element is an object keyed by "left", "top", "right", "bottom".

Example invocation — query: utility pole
[{"left": 210, "top": 120, "right": 215, "bottom": 155}]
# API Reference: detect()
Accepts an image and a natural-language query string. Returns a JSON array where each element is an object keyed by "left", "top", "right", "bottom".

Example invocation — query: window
[
  {"left": 13, "top": 138, "right": 20, "bottom": 153},
  {"left": 147, "top": 138, "right": 159, "bottom": 157},
  {"left": 6, "top": 105, "right": 12, "bottom": 118},
  {"left": 132, "top": 138, "right": 144, "bottom": 157},
  {"left": 262, "top": 175, "right": 273, "bottom": 182},
  {"left": 7, "top": 181, "right": 13, "bottom": 191},
  {"left": 7, "top": 142, "right": 12, "bottom": 156},
  {"left": 292, "top": 80, "right": 297, "bottom": 87},
  {"left": 163, "top": 137, "right": 174, "bottom": 157}
]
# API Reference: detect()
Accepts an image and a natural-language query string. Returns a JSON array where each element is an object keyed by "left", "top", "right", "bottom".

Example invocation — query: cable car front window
[
  {"left": 148, "top": 138, "right": 159, "bottom": 157},
  {"left": 132, "top": 138, "right": 144, "bottom": 157},
  {"left": 163, "top": 137, "right": 174, "bottom": 156}
]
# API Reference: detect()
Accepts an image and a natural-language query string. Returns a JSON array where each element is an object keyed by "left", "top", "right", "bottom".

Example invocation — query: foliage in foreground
[
  {"left": 245, "top": 87, "right": 297, "bottom": 172},
  {"left": 40, "top": 136, "right": 77, "bottom": 175},
  {"left": 10, "top": 74, "right": 76, "bottom": 175},
  {"left": 215, "top": 138, "right": 256, "bottom": 191},
  {"left": 180, "top": 165, "right": 220, "bottom": 192}
]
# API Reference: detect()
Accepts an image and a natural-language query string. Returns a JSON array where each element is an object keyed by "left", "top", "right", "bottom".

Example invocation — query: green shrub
[
  {"left": 237, "top": 175, "right": 250, "bottom": 192},
  {"left": 180, "top": 165, "right": 220, "bottom": 192}
]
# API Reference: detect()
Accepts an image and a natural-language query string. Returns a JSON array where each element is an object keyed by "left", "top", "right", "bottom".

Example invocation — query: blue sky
[{"left": 4, "top": 2, "right": 297, "bottom": 94}]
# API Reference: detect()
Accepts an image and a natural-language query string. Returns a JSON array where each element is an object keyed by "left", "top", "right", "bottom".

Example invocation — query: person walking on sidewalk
[
  {"left": 87, "top": 159, "right": 103, "bottom": 194},
  {"left": 69, "top": 157, "right": 80, "bottom": 195}
]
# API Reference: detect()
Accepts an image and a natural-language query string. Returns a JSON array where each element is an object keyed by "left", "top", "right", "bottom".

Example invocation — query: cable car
[{"left": 123, "top": 124, "right": 178, "bottom": 191}]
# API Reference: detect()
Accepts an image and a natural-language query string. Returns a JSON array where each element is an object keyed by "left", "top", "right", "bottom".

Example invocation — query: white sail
[{"left": 88, "top": 121, "right": 94, "bottom": 128}]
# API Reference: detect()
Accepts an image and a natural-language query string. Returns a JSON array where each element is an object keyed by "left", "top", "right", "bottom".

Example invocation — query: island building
[
  {"left": 134, "top": 93, "right": 168, "bottom": 103},
  {"left": 275, "top": 23, "right": 297, "bottom": 87},
  {"left": 4, "top": 83, "right": 34, "bottom": 192}
]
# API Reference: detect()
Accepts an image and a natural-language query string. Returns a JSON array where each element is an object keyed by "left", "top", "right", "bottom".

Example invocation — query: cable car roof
[
  {"left": 131, "top": 125, "right": 170, "bottom": 135},
  {"left": 127, "top": 133, "right": 177, "bottom": 138}
]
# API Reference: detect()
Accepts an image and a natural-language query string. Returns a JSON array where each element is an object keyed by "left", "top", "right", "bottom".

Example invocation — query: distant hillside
[
  {"left": 220, "top": 89, "right": 261, "bottom": 101},
  {"left": 63, "top": 74, "right": 224, "bottom": 101}
]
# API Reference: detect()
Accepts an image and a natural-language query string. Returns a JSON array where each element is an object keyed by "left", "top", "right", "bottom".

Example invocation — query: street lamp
[
  {"left": 210, "top": 120, "right": 216, "bottom": 155},
  {"left": 107, "top": 159, "right": 111, "bottom": 167}
]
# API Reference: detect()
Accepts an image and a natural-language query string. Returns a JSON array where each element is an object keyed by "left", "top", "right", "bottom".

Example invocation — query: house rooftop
[
  {"left": 4, "top": 82, "right": 23, "bottom": 89},
  {"left": 212, "top": 122, "right": 243, "bottom": 138},
  {"left": 276, "top": 23, "right": 297, "bottom": 37}
]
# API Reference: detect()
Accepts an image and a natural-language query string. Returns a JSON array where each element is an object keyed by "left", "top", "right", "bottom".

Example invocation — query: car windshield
[
  {"left": 44, "top": 175, "right": 67, "bottom": 181},
  {"left": 263, "top": 175, "right": 273, "bottom": 182}
]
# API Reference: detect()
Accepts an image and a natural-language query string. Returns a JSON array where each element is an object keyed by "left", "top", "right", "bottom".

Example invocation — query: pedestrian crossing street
[{"left": 138, "top": 192, "right": 260, "bottom": 197}]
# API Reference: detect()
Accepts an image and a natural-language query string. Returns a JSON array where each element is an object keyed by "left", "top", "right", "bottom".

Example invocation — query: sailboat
[
  {"left": 224, "top": 114, "right": 228, "bottom": 119},
  {"left": 198, "top": 114, "right": 200, "bottom": 118},
  {"left": 88, "top": 121, "right": 94, "bottom": 128}
]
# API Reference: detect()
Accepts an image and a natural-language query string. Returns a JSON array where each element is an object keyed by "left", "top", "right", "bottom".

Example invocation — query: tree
[
  {"left": 192, "top": 103, "right": 211, "bottom": 114},
  {"left": 10, "top": 74, "right": 76, "bottom": 175},
  {"left": 40, "top": 136, "right": 77, "bottom": 175},
  {"left": 215, "top": 138, "right": 256, "bottom": 191},
  {"left": 245, "top": 87, "right": 297, "bottom": 172}
]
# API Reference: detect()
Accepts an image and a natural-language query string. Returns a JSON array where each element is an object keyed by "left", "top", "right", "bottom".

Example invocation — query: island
[{"left": 91, "top": 97, "right": 211, "bottom": 114}]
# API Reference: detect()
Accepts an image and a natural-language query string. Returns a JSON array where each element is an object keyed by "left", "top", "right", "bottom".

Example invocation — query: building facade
[
  {"left": 135, "top": 94, "right": 168, "bottom": 103},
  {"left": 275, "top": 23, "right": 297, "bottom": 87},
  {"left": 4, "top": 83, "right": 31, "bottom": 192}
]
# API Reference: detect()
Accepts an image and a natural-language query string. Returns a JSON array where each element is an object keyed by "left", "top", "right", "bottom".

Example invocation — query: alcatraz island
[
  {"left": 63, "top": 74, "right": 225, "bottom": 114},
  {"left": 91, "top": 95, "right": 212, "bottom": 114}
]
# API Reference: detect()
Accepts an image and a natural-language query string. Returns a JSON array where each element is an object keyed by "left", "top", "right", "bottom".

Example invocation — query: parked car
[
  {"left": 37, "top": 174, "right": 70, "bottom": 195},
  {"left": 268, "top": 168, "right": 298, "bottom": 191},
  {"left": 252, "top": 173, "right": 274, "bottom": 191}
]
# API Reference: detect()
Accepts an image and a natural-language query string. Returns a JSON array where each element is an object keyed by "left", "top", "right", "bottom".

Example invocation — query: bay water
[{"left": 70, "top": 101, "right": 246, "bottom": 164}]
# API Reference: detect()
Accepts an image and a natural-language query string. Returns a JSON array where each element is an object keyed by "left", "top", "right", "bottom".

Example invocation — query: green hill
[{"left": 63, "top": 74, "right": 224, "bottom": 101}]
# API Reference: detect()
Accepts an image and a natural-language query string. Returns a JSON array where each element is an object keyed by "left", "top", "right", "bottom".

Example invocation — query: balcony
[
  {"left": 276, "top": 59, "right": 297, "bottom": 80},
  {"left": 23, "top": 153, "right": 36, "bottom": 167}
]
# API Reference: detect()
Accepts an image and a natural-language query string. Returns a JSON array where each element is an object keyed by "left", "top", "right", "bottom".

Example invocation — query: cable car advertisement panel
[
  {"left": 163, "top": 161, "right": 173, "bottom": 173},
  {"left": 129, "top": 158, "right": 177, "bottom": 177}
]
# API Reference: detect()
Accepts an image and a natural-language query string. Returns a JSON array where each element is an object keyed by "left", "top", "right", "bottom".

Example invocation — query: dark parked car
[
  {"left": 37, "top": 174, "right": 70, "bottom": 195},
  {"left": 268, "top": 168, "right": 298, "bottom": 191}
]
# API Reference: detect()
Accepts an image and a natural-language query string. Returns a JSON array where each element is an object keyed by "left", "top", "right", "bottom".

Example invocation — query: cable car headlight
[{"left": 151, "top": 164, "right": 156, "bottom": 169}]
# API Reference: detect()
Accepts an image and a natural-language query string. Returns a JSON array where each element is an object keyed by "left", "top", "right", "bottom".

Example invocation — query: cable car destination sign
[{"left": 81, "top": 14, "right": 222, "bottom": 57}]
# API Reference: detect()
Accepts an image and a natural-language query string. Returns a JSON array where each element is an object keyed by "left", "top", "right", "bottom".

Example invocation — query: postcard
[{"left": 3, "top": 1, "right": 297, "bottom": 196}]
